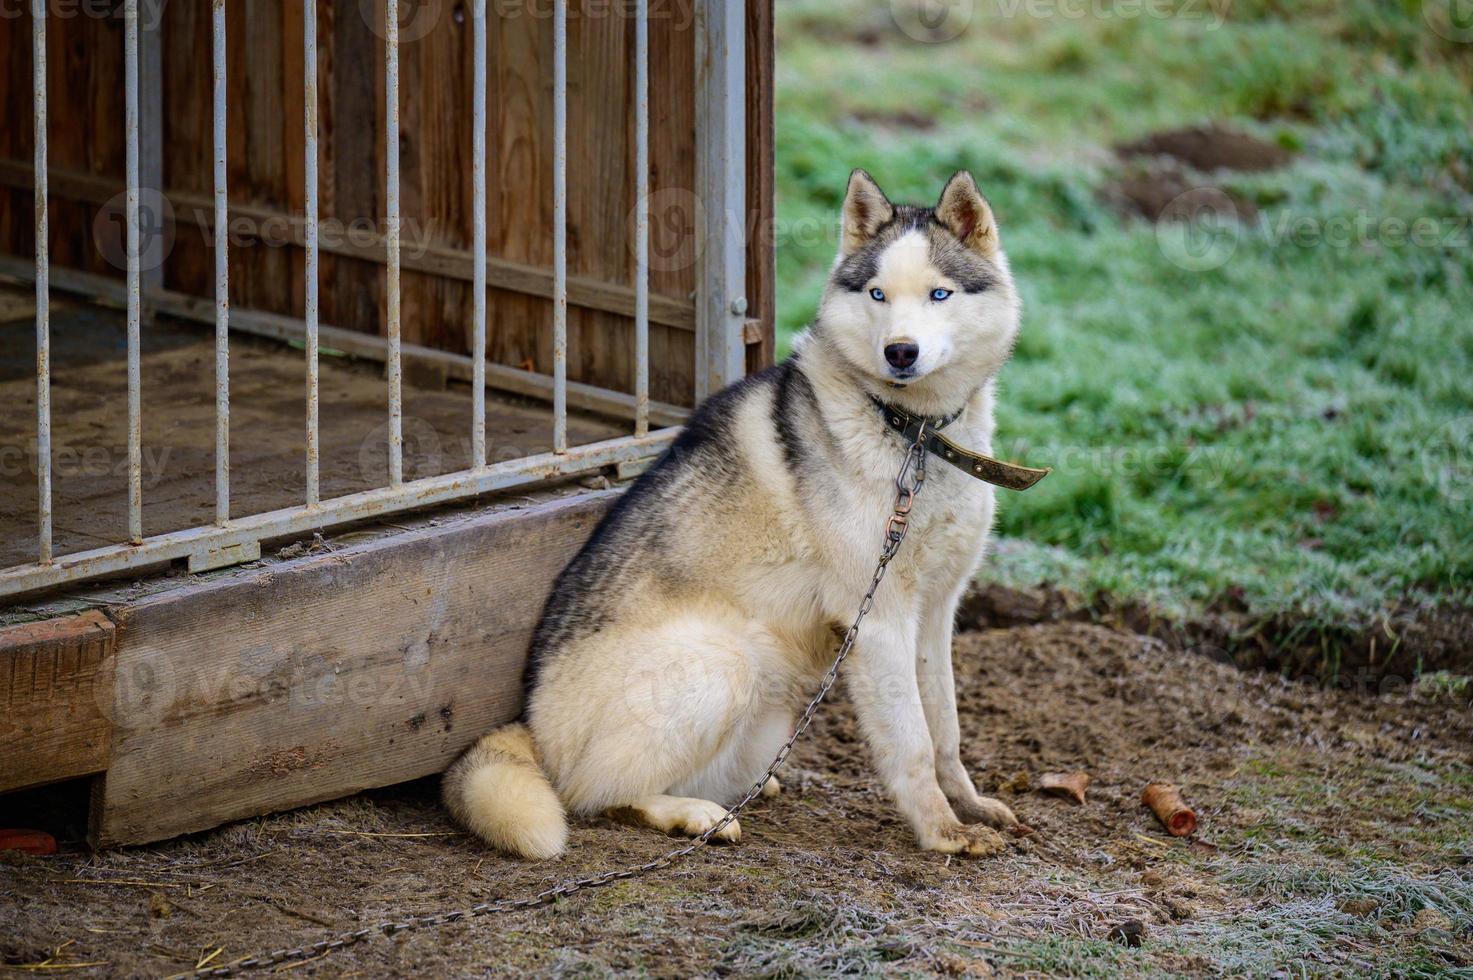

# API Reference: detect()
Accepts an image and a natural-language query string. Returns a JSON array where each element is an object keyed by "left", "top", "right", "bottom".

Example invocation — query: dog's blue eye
[
  {"left": 868, "top": 287, "right": 885, "bottom": 302},
  {"left": 930, "top": 288, "right": 953, "bottom": 302}
]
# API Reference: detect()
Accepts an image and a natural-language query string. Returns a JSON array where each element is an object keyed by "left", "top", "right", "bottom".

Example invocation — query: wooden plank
[
  {"left": 91, "top": 491, "right": 617, "bottom": 847},
  {"left": 328, "top": 0, "right": 383, "bottom": 336},
  {"left": 398, "top": 1, "right": 471, "bottom": 354},
  {"left": 648, "top": 2, "right": 698, "bottom": 405},
  {"left": 139, "top": 5, "right": 164, "bottom": 295},
  {"left": 160, "top": 0, "right": 211, "bottom": 302},
  {"left": 745, "top": 0, "right": 776, "bottom": 373},
  {"left": 566, "top": 5, "right": 633, "bottom": 408},
  {"left": 0, "top": 611, "right": 115, "bottom": 793},
  {"left": 0, "top": 9, "right": 26, "bottom": 262}
]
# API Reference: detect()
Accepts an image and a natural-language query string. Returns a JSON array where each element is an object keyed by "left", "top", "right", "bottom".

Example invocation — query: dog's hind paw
[
  {"left": 613, "top": 795, "right": 742, "bottom": 844},
  {"left": 951, "top": 794, "right": 1017, "bottom": 829},
  {"left": 920, "top": 822, "right": 1009, "bottom": 858},
  {"left": 761, "top": 776, "right": 782, "bottom": 798}
]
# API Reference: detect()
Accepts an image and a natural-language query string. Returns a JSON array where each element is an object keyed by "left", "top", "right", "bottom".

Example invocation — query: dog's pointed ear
[
  {"left": 935, "top": 171, "right": 1000, "bottom": 258},
  {"left": 840, "top": 169, "right": 895, "bottom": 255}
]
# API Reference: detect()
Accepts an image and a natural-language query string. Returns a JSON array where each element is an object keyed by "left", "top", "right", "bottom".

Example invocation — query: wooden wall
[{"left": 0, "top": 1, "right": 776, "bottom": 408}]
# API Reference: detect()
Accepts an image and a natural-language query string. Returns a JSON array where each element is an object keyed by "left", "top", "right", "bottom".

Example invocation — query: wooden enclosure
[
  {"left": 0, "top": 0, "right": 775, "bottom": 846},
  {"left": 0, "top": 0, "right": 775, "bottom": 400}
]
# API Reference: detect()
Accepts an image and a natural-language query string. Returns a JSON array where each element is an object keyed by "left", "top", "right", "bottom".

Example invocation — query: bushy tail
[{"left": 443, "top": 723, "right": 568, "bottom": 860}]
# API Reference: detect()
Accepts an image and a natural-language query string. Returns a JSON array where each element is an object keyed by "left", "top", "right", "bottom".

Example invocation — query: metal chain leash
[{"left": 186, "top": 422, "right": 932, "bottom": 979}]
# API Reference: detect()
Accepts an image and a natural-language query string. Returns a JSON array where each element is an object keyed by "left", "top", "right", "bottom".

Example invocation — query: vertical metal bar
[
  {"left": 126, "top": 0, "right": 144, "bottom": 544},
  {"left": 552, "top": 0, "right": 568, "bottom": 454},
  {"left": 693, "top": 0, "right": 746, "bottom": 401},
  {"left": 212, "top": 0, "right": 230, "bottom": 524},
  {"left": 385, "top": 0, "right": 403, "bottom": 486},
  {"left": 304, "top": 0, "right": 320, "bottom": 505},
  {"left": 633, "top": 0, "right": 650, "bottom": 438},
  {"left": 32, "top": 0, "right": 51, "bottom": 564},
  {"left": 471, "top": 0, "right": 487, "bottom": 468}
]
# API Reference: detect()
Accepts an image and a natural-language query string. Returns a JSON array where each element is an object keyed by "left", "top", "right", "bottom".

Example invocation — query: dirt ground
[
  {"left": 3, "top": 621, "right": 1470, "bottom": 977},
  {"left": 1109, "top": 124, "right": 1291, "bottom": 222}
]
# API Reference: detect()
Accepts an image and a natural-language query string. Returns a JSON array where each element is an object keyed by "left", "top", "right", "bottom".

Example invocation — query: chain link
[{"left": 185, "top": 423, "right": 931, "bottom": 979}]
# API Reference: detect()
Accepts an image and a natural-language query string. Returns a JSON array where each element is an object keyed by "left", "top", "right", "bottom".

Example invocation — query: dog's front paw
[
  {"left": 950, "top": 794, "right": 1018, "bottom": 830},
  {"left": 919, "top": 822, "right": 1008, "bottom": 858}
]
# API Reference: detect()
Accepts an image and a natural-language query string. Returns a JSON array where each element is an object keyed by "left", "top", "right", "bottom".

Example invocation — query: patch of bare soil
[
  {"left": 1109, "top": 124, "right": 1291, "bottom": 221},
  {"left": 1117, "top": 125, "right": 1293, "bottom": 174},
  {"left": 3, "top": 623, "right": 1470, "bottom": 977},
  {"left": 961, "top": 582, "right": 1473, "bottom": 684},
  {"left": 847, "top": 108, "right": 938, "bottom": 131},
  {"left": 1109, "top": 168, "right": 1260, "bottom": 224}
]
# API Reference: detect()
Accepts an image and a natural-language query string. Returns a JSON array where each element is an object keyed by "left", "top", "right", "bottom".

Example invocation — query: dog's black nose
[{"left": 884, "top": 342, "right": 920, "bottom": 370}]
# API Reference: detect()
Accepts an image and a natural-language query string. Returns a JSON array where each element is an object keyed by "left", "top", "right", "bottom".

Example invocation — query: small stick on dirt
[
  {"left": 1142, "top": 782, "right": 1197, "bottom": 836},
  {"left": 317, "top": 829, "right": 461, "bottom": 838},
  {"left": 1038, "top": 771, "right": 1091, "bottom": 805},
  {"left": 61, "top": 878, "right": 185, "bottom": 889}
]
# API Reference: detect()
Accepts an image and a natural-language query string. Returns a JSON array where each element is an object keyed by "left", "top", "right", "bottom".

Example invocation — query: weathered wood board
[
  {"left": 0, "top": 610, "right": 116, "bottom": 793},
  {"left": 91, "top": 490, "right": 614, "bottom": 847}
]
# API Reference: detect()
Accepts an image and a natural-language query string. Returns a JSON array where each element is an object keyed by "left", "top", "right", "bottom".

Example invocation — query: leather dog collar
[{"left": 872, "top": 397, "right": 1052, "bottom": 491}]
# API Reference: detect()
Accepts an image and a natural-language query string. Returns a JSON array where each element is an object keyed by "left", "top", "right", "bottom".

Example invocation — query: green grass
[{"left": 775, "top": 0, "right": 1473, "bottom": 632}]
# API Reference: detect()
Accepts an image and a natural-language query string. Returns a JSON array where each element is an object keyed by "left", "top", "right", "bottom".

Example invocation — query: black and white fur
[{"left": 444, "top": 170, "right": 1022, "bottom": 859}]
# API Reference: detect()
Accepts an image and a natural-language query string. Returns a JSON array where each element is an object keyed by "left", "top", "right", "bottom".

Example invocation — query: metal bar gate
[{"left": 2, "top": 0, "right": 747, "bottom": 600}]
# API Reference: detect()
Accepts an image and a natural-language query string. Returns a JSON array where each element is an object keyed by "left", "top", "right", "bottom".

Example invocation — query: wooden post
[{"left": 693, "top": 0, "right": 747, "bottom": 400}]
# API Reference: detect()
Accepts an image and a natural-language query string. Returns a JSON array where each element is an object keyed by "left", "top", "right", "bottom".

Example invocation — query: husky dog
[{"left": 445, "top": 169, "right": 1031, "bottom": 859}]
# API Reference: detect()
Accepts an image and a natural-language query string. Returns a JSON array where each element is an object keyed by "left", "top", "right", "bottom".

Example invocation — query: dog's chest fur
[{"left": 724, "top": 363, "right": 997, "bottom": 638}]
